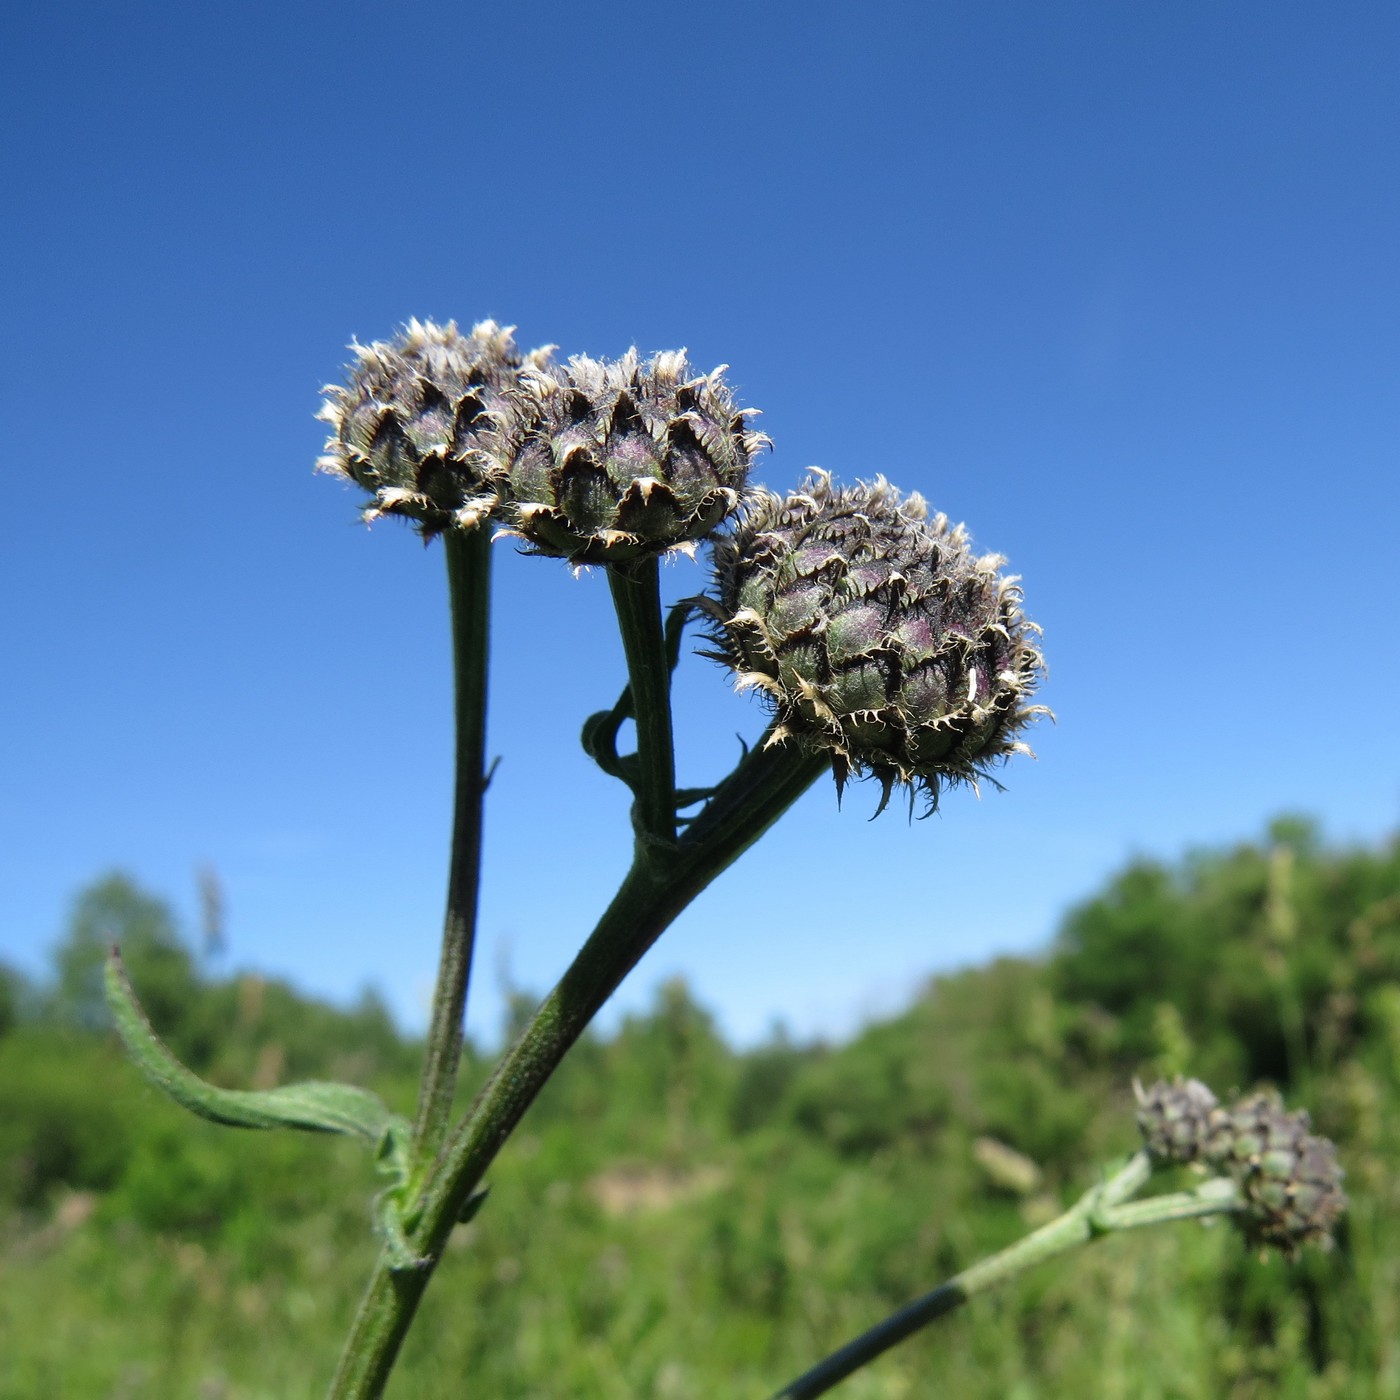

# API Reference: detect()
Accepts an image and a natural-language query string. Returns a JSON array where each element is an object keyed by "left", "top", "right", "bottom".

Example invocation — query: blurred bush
[{"left": 4, "top": 823, "right": 1400, "bottom": 1396}]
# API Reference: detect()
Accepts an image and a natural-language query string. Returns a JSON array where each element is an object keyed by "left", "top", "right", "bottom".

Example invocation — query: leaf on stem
[
  {"left": 581, "top": 703, "right": 637, "bottom": 785},
  {"left": 104, "top": 946, "right": 409, "bottom": 1150}
]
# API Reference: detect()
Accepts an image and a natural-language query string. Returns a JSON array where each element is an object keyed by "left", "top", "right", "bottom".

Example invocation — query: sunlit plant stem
[
  {"left": 607, "top": 556, "right": 677, "bottom": 851},
  {"left": 409, "top": 527, "right": 492, "bottom": 1176},
  {"left": 772, "top": 1153, "right": 1242, "bottom": 1399},
  {"left": 328, "top": 561, "right": 827, "bottom": 1397}
]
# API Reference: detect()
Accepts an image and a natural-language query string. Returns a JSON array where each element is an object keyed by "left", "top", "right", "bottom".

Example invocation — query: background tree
[{"left": 52, "top": 873, "right": 199, "bottom": 1042}]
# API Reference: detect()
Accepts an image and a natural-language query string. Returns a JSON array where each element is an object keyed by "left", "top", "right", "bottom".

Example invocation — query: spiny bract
[
  {"left": 498, "top": 349, "right": 768, "bottom": 564},
  {"left": 701, "top": 471, "right": 1047, "bottom": 813},
  {"left": 316, "top": 318, "right": 550, "bottom": 540}
]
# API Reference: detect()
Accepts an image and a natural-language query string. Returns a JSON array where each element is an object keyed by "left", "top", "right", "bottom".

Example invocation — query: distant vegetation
[{"left": 4, "top": 817, "right": 1399, "bottom": 1397}]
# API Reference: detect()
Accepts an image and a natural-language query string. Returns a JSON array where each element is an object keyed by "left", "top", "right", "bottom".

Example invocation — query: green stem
[
  {"left": 1098, "top": 1175, "right": 1241, "bottom": 1230},
  {"left": 770, "top": 1154, "right": 1249, "bottom": 1399},
  {"left": 327, "top": 728, "right": 827, "bottom": 1398},
  {"left": 409, "top": 528, "right": 493, "bottom": 1174},
  {"left": 607, "top": 557, "right": 676, "bottom": 850}
]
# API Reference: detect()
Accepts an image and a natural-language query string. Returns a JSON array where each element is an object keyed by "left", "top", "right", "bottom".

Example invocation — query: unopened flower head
[
  {"left": 498, "top": 349, "right": 768, "bottom": 564},
  {"left": 1135, "top": 1077, "right": 1220, "bottom": 1165},
  {"left": 1210, "top": 1090, "right": 1348, "bottom": 1258},
  {"left": 317, "top": 318, "right": 550, "bottom": 540},
  {"left": 1136, "top": 1078, "right": 1347, "bottom": 1258},
  {"left": 702, "top": 472, "right": 1047, "bottom": 812}
]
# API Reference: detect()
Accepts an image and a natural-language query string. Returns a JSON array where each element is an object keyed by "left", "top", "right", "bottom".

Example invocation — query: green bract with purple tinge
[{"left": 701, "top": 471, "right": 1047, "bottom": 812}]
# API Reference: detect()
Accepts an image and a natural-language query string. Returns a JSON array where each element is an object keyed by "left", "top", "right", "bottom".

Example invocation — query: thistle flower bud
[
  {"left": 317, "top": 318, "right": 549, "bottom": 540},
  {"left": 701, "top": 472, "right": 1046, "bottom": 811},
  {"left": 1135, "top": 1077, "right": 1220, "bottom": 1164},
  {"left": 1211, "top": 1091, "right": 1348, "bottom": 1257},
  {"left": 499, "top": 349, "right": 768, "bottom": 564}
]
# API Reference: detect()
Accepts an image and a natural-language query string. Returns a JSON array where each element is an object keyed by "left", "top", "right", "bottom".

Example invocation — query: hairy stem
[
  {"left": 771, "top": 1153, "right": 1251, "bottom": 1399},
  {"left": 607, "top": 557, "right": 676, "bottom": 850},
  {"left": 769, "top": 1155, "right": 1150, "bottom": 1399},
  {"left": 409, "top": 528, "right": 493, "bottom": 1174},
  {"left": 327, "top": 728, "right": 826, "bottom": 1398}
]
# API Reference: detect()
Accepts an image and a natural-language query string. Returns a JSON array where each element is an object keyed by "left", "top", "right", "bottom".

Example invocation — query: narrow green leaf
[
  {"left": 581, "top": 704, "right": 632, "bottom": 781},
  {"left": 583, "top": 604, "right": 696, "bottom": 788},
  {"left": 104, "top": 946, "right": 406, "bottom": 1148},
  {"left": 661, "top": 599, "right": 695, "bottom": 672}
]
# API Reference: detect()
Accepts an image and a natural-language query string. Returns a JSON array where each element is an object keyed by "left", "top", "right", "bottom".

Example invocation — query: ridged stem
[
  {"left": 409, "top": 528, "right": 492, "bottom": 1173},
  {"left": 771, "top": 1154, "right": 1245, "bottom": 1399},
  {"left": 607, "top": 557, "right": 676, "bottom": 850},
  {"left": 328, "top": 727, "right": 827, "bottom": 1398}
]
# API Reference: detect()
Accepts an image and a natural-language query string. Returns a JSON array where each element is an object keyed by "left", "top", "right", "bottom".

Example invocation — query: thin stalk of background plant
[{"left": 771, "top": 1154, "right": 1243, "bottom": 1399}]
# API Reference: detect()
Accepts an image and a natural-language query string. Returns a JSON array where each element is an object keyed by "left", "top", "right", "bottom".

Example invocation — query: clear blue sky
[{"left": 3, "top": 2, "right": 1398, "bottom": 1048}]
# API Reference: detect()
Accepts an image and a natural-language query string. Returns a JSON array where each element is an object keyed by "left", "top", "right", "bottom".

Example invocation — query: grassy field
[{"left": 4, "top": 820, "right": 1399, "bottom": 1396}]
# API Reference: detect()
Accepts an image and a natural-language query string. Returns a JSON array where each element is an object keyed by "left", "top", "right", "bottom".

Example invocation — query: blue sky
[{"left": 3, "top": 1, "right": 1398, "bottom": 1048}]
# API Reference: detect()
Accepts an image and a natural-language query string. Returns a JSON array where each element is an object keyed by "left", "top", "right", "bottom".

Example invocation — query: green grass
[{"left": 4, "top": 821, "right": 1400, "bottom": 1396}]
